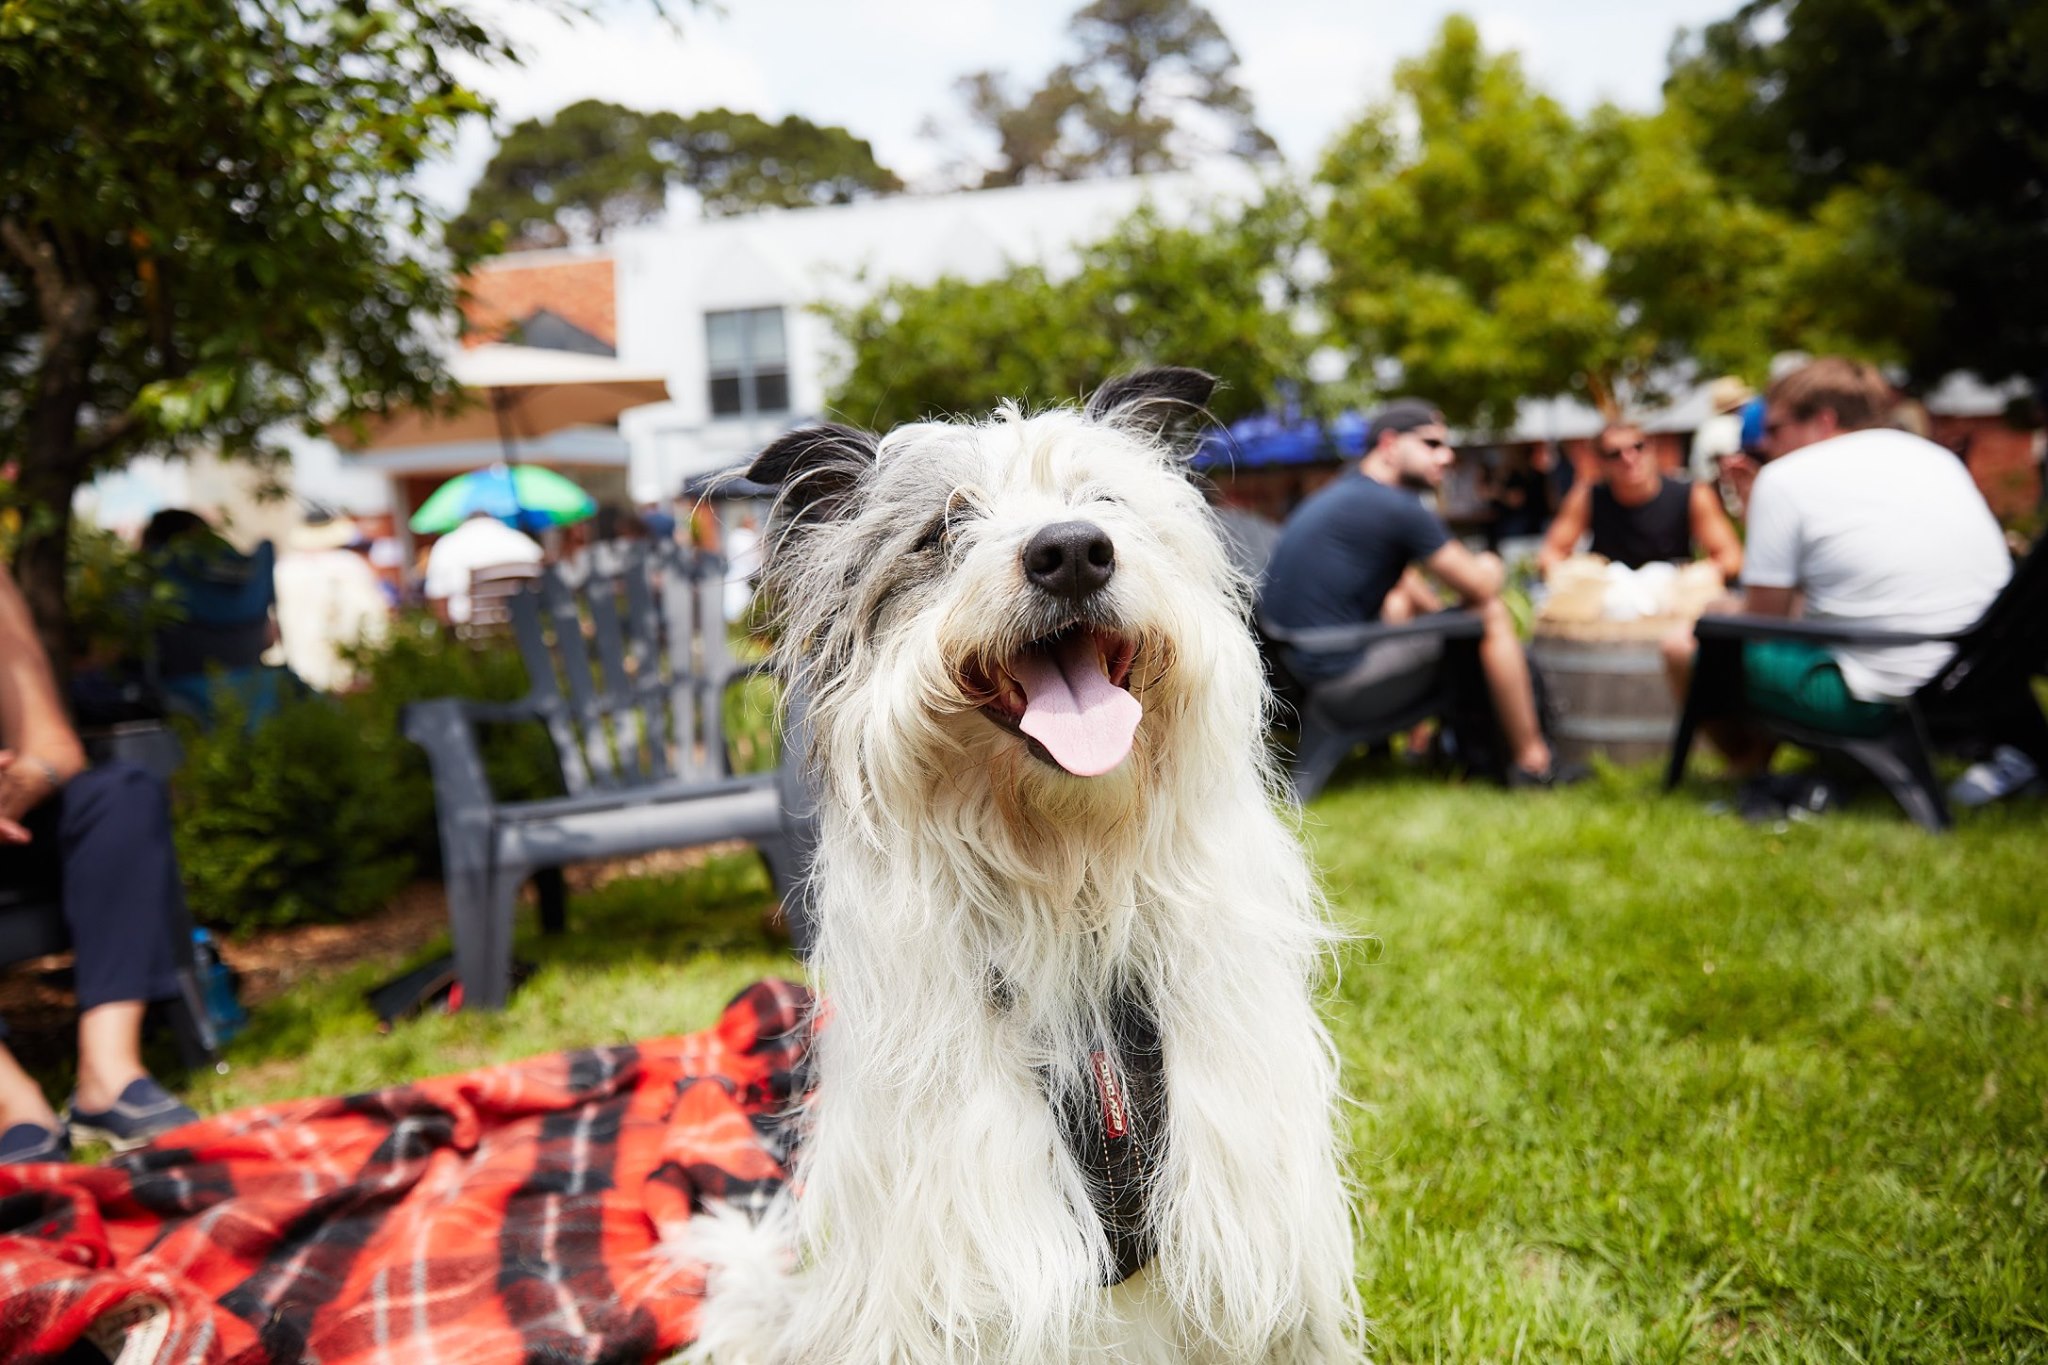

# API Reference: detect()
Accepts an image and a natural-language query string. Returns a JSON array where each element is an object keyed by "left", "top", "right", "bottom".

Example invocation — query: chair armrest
[
  {"left": 400, "top": 697, "right": 543, "bottom": 815},
  {"left": 1258, "top": 609, "right": 1485, "bottom": 655},
  {"left": 718, "top": 657, "right": 774, "bottom": 687},
  {"left": 1693, "top": 614, "right": 1951, "bottom": 648}
]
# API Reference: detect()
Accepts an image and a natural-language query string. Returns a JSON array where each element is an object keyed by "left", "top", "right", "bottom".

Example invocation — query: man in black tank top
[{"left": 1537, "top": 422, "right": 1744, "bottom": 581}]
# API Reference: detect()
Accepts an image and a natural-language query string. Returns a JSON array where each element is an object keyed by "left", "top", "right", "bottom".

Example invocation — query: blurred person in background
[
  {"left": 1538, "top": 420, "right": 1743, "bottom": 581},
  {"left": 272, "top": 512, "right": 388, "bottom": 692},
  {"left": 138, "top": 509, "right": 291, "bottom": 724},
  {"left": 1483, "top": 444, "right": 1558, "bottom": 557},
  {"left": 1261, "top": 399, "right": 1580, "bottom": 787},
  {"left": 1660, "top": 357, "right": 2023, "bottom": 808},
  {"left": 422, "top": 511, "right": 543, "bottom": 626},
  {"left": 0, "top": 562, "right": 200, "bottom": 1164},
  {"left": 1690, "top": 376, "right": 1753, "bottom": 512}
]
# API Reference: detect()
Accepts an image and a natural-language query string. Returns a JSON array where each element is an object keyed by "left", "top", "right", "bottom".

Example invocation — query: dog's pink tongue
[{"left": 1013, "top": 634, "right": 1142, "bottom": 777}]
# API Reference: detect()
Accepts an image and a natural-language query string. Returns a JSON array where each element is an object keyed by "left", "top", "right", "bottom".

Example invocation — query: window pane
[
  {"left": 709, "top": 373, "right": 744, "bottom": 416},
  {"left": 705, "top": 312, "right": 746, "bottom": 369},
  {"left": 747, "top": 307, "right": 787, "bottom": 363},
  {"left": 753, "top": 367, "right": 790, "bottom": 414}
]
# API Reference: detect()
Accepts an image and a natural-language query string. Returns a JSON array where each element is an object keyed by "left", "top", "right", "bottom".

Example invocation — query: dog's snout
[{"left": 1022, "top": 521, "right": 1116, "bottom": 602}]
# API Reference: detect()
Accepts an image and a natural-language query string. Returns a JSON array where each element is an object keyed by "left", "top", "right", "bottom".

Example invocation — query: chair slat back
[
  {"left": 1926, "top": 531, "right": 2048, "bottom": 703},
  {"left": 506, "top": 541, "right": 757, "bottom": 793},
  {"left": 657, "top": 551, "right": 717, "bottom": 784},
  {"left": 542, "top": 571, "right": 621, "bottom": 788},
  {"left": 509, "top": 589, "right": 593, "bottom": 794},
  {"left": 582, "top": 560, "right": 650, "bottom": 783},
  {"left": 695, "top": 558, "right": 734, "bottom": 774},
  {"left": 621, "top": 556, "right": 674, "bottom": 782}
]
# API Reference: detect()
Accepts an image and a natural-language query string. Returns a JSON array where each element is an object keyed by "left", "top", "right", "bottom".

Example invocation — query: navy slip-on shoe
[
  {"left": 64, "top": 1077, "right": 199, "bottom": 1153},
  {"left": 0, "top": 1121, "right": 73, "bottom": 1166}
]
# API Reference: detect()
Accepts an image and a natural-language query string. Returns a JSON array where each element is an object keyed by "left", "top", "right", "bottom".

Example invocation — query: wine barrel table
[{"left": 1529, "top": 616, "right": 1684, "bottom": 768}]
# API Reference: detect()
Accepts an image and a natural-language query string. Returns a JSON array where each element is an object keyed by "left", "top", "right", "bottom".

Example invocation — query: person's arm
[
  {"left": 1536, "top": 483, "right": 1592, "bottom": 577},
  {"left": 0, "top": 565, "right": 88, "bottom": 843},
  {"left": 1392, "top": 566, "right": 1445, "bottom": 615},
  {"left": 1689, "top": 481, "right": 1744, "bottom": 582},
  {"left": 1422, "top": 538, "right": 1504, "bottom": 605}
]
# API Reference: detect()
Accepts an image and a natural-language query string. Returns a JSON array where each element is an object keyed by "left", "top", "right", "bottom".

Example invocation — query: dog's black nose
[{"left": 1023, "top": 520, "right": 1116, "bottom": 601}]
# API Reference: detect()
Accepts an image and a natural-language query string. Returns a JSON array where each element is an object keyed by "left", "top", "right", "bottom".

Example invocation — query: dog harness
[{"left": 997, "top": 974, "right": 1167, "bottom": 1286}]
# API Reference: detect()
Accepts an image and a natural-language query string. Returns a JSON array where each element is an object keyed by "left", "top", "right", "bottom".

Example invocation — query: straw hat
[{"left": 1707, "top": 376, "right": 1754, "bottom": 414}]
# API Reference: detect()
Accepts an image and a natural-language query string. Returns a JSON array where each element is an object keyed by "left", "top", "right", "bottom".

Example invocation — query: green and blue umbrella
[{"left": 408, "top": 464, "right": 596, "bottom": 535}]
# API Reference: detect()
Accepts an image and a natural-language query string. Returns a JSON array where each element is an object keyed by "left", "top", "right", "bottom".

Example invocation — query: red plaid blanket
[{"left": 0, "top": 979, "right": 813, "bottom": 1365}]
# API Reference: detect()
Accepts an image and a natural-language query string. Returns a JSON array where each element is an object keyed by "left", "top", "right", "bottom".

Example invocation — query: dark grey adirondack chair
[
  {"left": 404, "top": 541, "right": 814, "bottom": 1009},
  {"left": 1256, "top": 611, "right": 1504, "bottom": 802},
  {"left": 1666, "top": 531, "right": 2048, "bottom": 830}
]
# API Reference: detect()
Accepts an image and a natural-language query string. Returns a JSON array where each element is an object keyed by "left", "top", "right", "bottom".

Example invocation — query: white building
[
  {"left": 320, "top": 167, "right": 1260, "bottom": 520},
  {"left": 614, "top": 169, "right": 1257, "bottom": 501}
]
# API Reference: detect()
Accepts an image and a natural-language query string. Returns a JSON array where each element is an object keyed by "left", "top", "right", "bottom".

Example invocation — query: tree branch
[
  {"left": 0, "top": 216, "right": 72, "bottom": 328},
  {"left": 76, "top": 410, "right": 144, "bottom": 461}
]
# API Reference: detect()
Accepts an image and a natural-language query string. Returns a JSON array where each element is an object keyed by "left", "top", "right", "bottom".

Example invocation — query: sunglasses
[{"left": 1599, "top": 439, "right": 1648, "bottom": 460}]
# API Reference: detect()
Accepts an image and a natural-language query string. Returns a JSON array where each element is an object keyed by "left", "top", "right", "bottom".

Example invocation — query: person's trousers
[{"left": 0, "top": 761, "right": 187, "bottom": 1039}]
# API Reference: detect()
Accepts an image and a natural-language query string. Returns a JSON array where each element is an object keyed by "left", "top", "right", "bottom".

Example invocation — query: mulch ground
[{"left": 0, "top": 846, "right": 728, "bottom": 1074}]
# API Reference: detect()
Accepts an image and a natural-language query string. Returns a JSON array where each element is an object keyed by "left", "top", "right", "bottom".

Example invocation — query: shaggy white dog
[{"left": 683, "top": 370, "right": 1360, "bottom": 1363}]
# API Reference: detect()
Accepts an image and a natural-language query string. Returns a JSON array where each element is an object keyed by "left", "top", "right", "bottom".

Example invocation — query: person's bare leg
[
  {"left": 1383, "top": 575, "right": 1438, "bottom": 752},
  {"left": 0, "top": 1043, "right": 60, "bottom": 1131},
  {"left": 1477, "top": 597, "right": 1552, "bottom": 774},
  {"left": 74, "top": 1002, "right": 149, "bottom": 1112}
]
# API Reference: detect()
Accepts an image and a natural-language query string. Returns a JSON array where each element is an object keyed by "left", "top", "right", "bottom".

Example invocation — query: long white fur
[{"left": 680, "top": 398, "right": 1361, "bottom": 1363}]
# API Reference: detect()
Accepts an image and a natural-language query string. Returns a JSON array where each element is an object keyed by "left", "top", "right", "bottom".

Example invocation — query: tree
[
  {"left": 1314, "top": 16, "right": 1900, "bottom": 429},
  {"left": 821, "top": 193, "right": 1313, "bottom": 432},
  {"left": 448, "top": 99, "right": 672, "bottom": 253},
  {"left": 1316, "top": 18, "right": 1618, "bottom": 426},
  {"left": 451, "top": 102, "right": 903, "bottom": 253},
  {"left": 0, "top": 0, "right": 513, "bottom": 668},
  {"left": 949, "top": 0, "right": 1275, "bottom": 188},
  {"left": 665, "top": 108, "right": 906, "bottom": 218},
  {"left": 1665, "top": 0, "right": 2048, "bottom": 390}
]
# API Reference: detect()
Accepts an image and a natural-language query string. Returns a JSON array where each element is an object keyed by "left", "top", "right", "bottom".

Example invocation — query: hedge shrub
[{"left": 172, "top": 615, "right": 561, "bottom": 933}]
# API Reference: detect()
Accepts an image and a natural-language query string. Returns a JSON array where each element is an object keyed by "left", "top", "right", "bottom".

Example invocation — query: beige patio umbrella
[{"left": 331, "top": 343, "right": 674, "bottom": 461}]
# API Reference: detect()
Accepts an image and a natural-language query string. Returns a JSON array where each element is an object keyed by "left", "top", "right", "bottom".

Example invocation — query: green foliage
[
  {"left": 1317, "top": 18, "right": 1607, "bottom": 426},
  {"left": 1665, "top": 0, "right": 2048, "bottom": 388},
  {"left": 0, "top": 489, "right": 178, "bottom": 666},
  {"left": 450, "top": 101, "right": 903, "bottom": 254},
  {"left": 173, "top": 687, "right": 421, "bottom": 933},
  {"left": 1316, "top": 16, "right": 1931, "bottom": 429},
  {"left": 0, "top": 0, "right": 512, "bottom": 662},
  {"left": 952, "top": 0, "right": 1274, "bottom": 187},
  {"left": 173, "top": 619, "right": 562, "bottom": 932},
  {"left": 822, "top": 193, "right": 1315, "bottom": 430}
]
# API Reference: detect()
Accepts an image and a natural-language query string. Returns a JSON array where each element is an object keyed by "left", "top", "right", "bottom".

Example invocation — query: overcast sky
[{"left": 421, "top": 0, "right": 1740, "bottom": 210}]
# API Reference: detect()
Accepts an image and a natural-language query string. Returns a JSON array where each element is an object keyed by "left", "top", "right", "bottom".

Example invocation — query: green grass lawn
[{"left": 180, "top": 763, "right": 2046, "bottom": 1363}]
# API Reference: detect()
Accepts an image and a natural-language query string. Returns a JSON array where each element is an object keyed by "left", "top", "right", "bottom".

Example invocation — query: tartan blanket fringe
[{"left": 0, "top": 979, "right": 813, "bottom": 1365}]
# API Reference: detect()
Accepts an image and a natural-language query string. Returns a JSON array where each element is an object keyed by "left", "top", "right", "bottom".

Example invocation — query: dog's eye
[{"left": 911, "top": 515, "right": 949, "bottom": 555}]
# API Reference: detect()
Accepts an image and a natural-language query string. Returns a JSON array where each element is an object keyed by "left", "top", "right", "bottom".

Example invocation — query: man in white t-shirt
[
  {"left": 422, "top": 512, "right": 544, "bottom": 625},
  {"left": 1662, "top": 356, "right": 2011, "bottom": 778}
]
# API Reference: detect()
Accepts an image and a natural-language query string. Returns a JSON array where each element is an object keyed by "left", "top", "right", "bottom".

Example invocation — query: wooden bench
[{"left": 404, "top": 541, "right": 815, "bottom": 1009}]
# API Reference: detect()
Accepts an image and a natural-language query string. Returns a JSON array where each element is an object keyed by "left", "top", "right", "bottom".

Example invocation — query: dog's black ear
[
  {"left": 747, "top": 423, "right": 879, "bottom": 528},
  {"left": 1086, "top": 367, "right": 1218, "bottom": 432}
]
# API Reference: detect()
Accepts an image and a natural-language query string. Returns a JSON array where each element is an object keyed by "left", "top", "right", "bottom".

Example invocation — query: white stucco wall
[{"left": 612, "top": 166, "right": 1263, "bottom": 499}]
